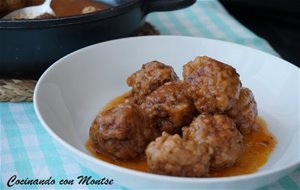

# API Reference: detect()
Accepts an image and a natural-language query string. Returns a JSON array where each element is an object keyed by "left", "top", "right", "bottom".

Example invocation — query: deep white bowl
[{"left": 34, "top": 36, "right": 300, "bottom": 190}]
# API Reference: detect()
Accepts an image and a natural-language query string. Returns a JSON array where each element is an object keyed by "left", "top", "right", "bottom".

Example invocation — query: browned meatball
[
  {"left": 227, "top": 87, "right": 258, "bottom": 135},
  {"left": 140, "top": 81, "right": 196, "bottom": 134},
  {"left": 89, "top": 102, "right": 156, "bottom": 161},
  {"left": 183, "top": 114, "right": 243, "bottom": 170},
  {"left": 183, "top": 56, "right": 242, "bottom": 113},
  {"left": 127, "top": 61, "right": 179, "bottom": 105},
  {"left": 146, "top": 132, "right": 213, "bottom": 177}
]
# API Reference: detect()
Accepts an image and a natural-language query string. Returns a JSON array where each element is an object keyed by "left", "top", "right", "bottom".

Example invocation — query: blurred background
[{"left": 219, "top": 0, "right": 300, "bottom": 67}]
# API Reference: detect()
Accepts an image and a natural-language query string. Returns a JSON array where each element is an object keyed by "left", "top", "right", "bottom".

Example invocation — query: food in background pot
[{"left": 1, "top": 0, "right": 109, "bottom": 19}]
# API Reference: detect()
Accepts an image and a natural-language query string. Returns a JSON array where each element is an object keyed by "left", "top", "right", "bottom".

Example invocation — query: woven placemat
[{"left": 0, "top": 22, "right": 159, "bottom": 102}]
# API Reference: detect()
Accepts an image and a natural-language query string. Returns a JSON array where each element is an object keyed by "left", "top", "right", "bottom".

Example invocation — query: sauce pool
[{"left": 86, "top": 92, "right": 277, "bottom": 177}]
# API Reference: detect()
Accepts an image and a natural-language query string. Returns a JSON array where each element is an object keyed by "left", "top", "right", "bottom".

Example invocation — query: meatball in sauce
[
  {"left": 183, "top": 114, "right": 243, "bottom": 170},
  {"left": 140, "top": 81, "right": 196, "bottom": 134},
  {"left": 89, "top": 102, "right": 157, "bottom": 161},
  {"left": 146, "top": 132, "right": 213, "bottom": 177},
  {"left": 184, "top": 56, "right": 242, "bottom": 113},
  {"left": 127, "top": 61, "right": 179, "bottom": 105},
  {"left": 226, "top": 87, "right": 258, "bottom": 135}
]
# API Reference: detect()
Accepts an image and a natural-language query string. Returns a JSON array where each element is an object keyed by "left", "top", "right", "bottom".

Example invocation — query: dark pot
[{"left": 0, "top": 0, "right": 196, "bottom": 78}]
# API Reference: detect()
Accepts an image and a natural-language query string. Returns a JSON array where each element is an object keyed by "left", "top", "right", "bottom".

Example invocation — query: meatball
[
  {"left": 146, "top": 132, "right": 213, "bottom": 177},
  {"left": 89, "top": 102, "right": 156, "bottom": 160},
  {"left": 127, "top": 61, "right": 179, "bottom": 105},
  {"left": 183, "top": 56, "right": 242, "bottom": 113},
  {"left": 227, "top": 87, "right": 258, "bottom": 135},
  {"left": 183, "top": 114, "right": 243, "bottom": 170},
  {"left": 140, "top": 81, "right": 196, "bottom": 134}
]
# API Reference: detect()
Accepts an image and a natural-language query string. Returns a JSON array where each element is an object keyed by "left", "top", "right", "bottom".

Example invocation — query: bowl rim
[{"left": 33, "top": 35, "right": 300, "bottom": 183}]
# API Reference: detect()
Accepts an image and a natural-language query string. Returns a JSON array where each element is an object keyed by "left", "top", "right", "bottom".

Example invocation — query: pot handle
[{"left": 144, "top": 0, "right": 196, "bottom": 15}]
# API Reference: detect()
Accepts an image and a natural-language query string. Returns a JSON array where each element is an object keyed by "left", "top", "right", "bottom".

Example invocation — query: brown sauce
[
  {"left": 29, "top": 0, "right": 109, "bottom": 17},
  {"left": 86, "top": 93, "right": 277, "bottom": 177}
]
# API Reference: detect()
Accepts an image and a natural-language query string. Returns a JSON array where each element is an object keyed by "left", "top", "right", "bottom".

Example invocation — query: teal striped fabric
[{"left": 1, "top": 1, "right": 299, "bottom": 189}]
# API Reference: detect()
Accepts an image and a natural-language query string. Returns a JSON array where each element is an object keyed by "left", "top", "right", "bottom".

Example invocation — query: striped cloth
[{"left": 1, "top": 1, "right": 299, "bottom": 189}]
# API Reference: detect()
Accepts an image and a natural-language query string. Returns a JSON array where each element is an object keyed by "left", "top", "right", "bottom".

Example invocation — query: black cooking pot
[{"left": 0, "top": 0, "right": 196, "bottom": 78}]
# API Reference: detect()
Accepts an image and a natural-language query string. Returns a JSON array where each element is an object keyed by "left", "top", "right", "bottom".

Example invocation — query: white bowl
[{"left": 34, "top": 36, "right": 300, "bottom": 190}]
